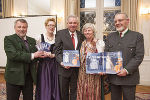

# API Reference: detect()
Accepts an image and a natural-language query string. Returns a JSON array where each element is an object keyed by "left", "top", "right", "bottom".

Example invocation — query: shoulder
[
  {"left": 4, "top": 34, "right": 18, "bottom": 40},
  {"left": 96, "top": 39, "right": 105, "bottom": 46},
  {"left": 97, "top": 39, "right": 104, "bottom": 43},
  {"left": 76, "top": 30, "right": 85, "bottom": 40},
  {"left": 5, "top": 34, "right": 16, "bottom": 38},
  {"left": 128, "top": 30, "right": 143, "bottom": 36},
  {"left": 107, "top": 31, "right": 117, "bottom": 37},
  {"left": 35, "top": 34, "right": 42, "bottom": 41},
  {"left": 56, "top": 29, "right": 68, "bottom": 40},
  {"left": 127, "top": 30, "right": 144, "bottom": 41},
  {"left": 27, "top": 36, "right": 36, "bottom": 42},
  {"left": 27, "top": 36, "right": 35, "bottom": 40},
  {"left": 76, "top": 30, "right": 83, "bottom": 36},
  {"left": 57, "top": 29, "right": 68, "bottom": 34},
  {"left": 76, "top": 30, "right": 81, "bottom": 34}
]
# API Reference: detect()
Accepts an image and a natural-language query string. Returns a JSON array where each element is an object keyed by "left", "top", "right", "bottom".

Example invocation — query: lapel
[
  {"left": 26, "top": 36, "right": 32, "bottom": 51},
  {"left": 65, "top": 29, "right": 75, "bottom": 49},
  {"left": 15, "top": 34, "right": 30, "bottom": 52},
  {"left": 114, "top": 31, "right": 121, "bottom": 40},
  {"left": 26, "top": 36, "right": 36, "bottom": 52}
]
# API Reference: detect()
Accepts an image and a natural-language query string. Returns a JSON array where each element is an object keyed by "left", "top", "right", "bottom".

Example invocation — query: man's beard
[{"left": 116, "top": 26, "right": 124, "bottom": 32}]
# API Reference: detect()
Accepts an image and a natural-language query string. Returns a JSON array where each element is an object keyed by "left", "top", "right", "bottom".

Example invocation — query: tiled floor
[{"left": 0, "top": 73, "right": 36, "bottom": 100}]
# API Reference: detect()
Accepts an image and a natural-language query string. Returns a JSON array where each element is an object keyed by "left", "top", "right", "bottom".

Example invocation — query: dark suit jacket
[
  {"left": 4, "top": 34, "right": 38, "bottom": 85},
  {"left": 105, "top": 30, "right": 144, "bottom": 85},
  {"left": 55, "top": 29, "right": 84, "bottom": 77}
]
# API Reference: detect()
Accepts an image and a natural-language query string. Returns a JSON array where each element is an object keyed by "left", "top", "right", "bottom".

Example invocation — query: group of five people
[{"left": 4, "top": 13, "right": 144, "bottom": 100}]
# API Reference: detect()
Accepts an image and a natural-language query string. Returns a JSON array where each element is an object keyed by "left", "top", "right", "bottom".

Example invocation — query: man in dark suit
[
  {"left": 55, "top": 15, "right": 84, "bottom": 100},
  {"left": 4, "top": 19, "right": 44, "bottom": 100},
  {"left": 105, "top": 13, "right": 144, "bottom": 100}
]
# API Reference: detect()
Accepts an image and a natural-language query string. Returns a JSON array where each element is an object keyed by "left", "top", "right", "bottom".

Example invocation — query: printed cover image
[
  {"left": 86, "top": 51, "right": 123, "bottom": 74},
  {"left": 63, "top": 50, "right": 80, "bottom": 67}
]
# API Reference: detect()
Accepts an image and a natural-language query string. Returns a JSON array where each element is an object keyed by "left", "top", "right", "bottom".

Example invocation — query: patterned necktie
[
  {"left": 24, "top": 40, "right": 29, "bottom": 49},
  {"left": 71, "top": 33, "right": 75, "bottom": 49}
]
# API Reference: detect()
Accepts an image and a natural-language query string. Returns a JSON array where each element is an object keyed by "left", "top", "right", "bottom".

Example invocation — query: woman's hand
[{"left": 44, "top": 51, "right": 55, "bottom": 58}]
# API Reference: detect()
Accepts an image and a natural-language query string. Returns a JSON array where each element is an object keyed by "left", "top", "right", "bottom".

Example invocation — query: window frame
[{"left": 79, "top": 0, "right": 121, "bottom": 39}]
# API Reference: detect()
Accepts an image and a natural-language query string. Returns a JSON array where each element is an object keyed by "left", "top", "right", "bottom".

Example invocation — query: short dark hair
[{"left": 14, "top": 19, "right": 28, "bottom": 27}]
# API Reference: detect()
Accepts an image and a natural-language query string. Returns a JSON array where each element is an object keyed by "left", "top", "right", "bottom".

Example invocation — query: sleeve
[
  {"left": 80, "top": 42, "right": 85, "bottom": 65},
  {"left": 35, "top": 35, "right": 41, "bottom": 44},
  {"left": 54, "top": 32, "right": 63, "bottom": 64},
  {"left": 4, "top": 36, "right": 32, "bottom": 63},
  {"left": 96, "top": 39, "right": 105, "bottom": 52},
  {"left": 125, "top": 33, "right": 144, "bottom": 74},
  {"left": 104, "top": 35, "right": 110, "bottom": 52}
]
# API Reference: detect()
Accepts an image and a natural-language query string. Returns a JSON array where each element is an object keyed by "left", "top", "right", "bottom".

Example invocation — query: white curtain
[
  {"left": 64, "top": 0, "right": 80, "bottom": 27},
  {"left": 121, "top": 0, "right": 139, "bottom": 31},
  {"left": 1, "top": 0, "right": 14, "bottom": 18}
]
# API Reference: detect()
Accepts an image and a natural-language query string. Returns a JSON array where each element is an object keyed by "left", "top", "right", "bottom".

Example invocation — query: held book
[
  {"left": 36, "top": 42, "right": 51, "bottom": 52},
  {"left": 86, "top": 51, "right": 123, "bottom": 74},
  {"left": 63, "top": 50, "right": 80, "bottom": 67}
]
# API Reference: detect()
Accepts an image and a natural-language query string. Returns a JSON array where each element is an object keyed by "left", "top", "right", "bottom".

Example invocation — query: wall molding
[
  {"left": 139, "top": 56, "right": 150, "bottom": 86},
  {"left": 139, "top": 80, "right": 150, "bottom": 86},
  {"left": 143, "top": 56, "right": 150, "bottom": 61}
]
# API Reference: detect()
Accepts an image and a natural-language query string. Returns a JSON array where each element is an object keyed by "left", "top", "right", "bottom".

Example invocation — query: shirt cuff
[
  {"left": 124, "top": 68, "right": 129, "bottom": 74},
  {"left": 31, "top": 53, "right": 34, "bottom": 60}
]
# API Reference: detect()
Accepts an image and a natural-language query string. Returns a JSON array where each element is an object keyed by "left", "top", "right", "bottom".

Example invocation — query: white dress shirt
[{"left": 69, "top": 31, "right": 78, "bottom": 50}]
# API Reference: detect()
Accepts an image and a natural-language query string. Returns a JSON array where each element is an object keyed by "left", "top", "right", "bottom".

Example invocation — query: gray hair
[
  {"left": 67, "top": 15, "right": 79, "bottom": 23},
  {"left": 82, "top": 23, "right": 96, "bottom": 36},
  {"left": 115, "top": 12, "right": 129, "bottom": 19},
  {"left": 14, "top": 19, "right": 28, "bottom": 27}
]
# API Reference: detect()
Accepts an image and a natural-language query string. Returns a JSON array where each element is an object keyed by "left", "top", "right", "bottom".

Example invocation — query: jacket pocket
[
  {"left": 128, "top": 44, "right": 136, "bottom": 54},
  {"left": 107, "top": 44, "right": 115, "bottom": 51},
  {"left": 8, "top": 68, "right": 20, "bottom": 71}
]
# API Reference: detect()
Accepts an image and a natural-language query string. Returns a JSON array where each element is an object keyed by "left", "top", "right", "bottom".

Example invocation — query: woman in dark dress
[{"left": 36, "top": 18, "right": 60, "bottom": 100}]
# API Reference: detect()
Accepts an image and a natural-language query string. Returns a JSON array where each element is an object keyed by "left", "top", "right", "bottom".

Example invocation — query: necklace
[
  {"left": 46, "top": 33, "right": 54, "bottom": 41},
  {"left": 47, "top": 36, "right": 54, "bottom": 41}
]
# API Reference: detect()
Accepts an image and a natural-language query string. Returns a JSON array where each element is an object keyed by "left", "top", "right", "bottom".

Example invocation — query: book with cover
[
  {"left": 86, "top": 51, "right": 123, "bottom": 74},
  {"left": 63, "top": 50, "right": 80, "bottom": 67},
  {"left": 36, "top": 42, "right": 51, "bottom": 52}
]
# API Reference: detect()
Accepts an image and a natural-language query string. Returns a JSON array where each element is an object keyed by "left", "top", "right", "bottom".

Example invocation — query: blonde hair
[{"left": 44, "top": 18, "right": 56, "bottom": 26}]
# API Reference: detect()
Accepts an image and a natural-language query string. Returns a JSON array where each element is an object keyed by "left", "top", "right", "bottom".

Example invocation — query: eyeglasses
[
  {"left": 46, "top": 24, "right": 55, "bottom": 27},
  {"left": 114, "top": 19, "right": 128, "bottom": 23}
]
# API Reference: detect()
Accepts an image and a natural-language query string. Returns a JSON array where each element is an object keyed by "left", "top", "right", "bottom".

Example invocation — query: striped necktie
[{"left": 24, "top": 40, "right": 29, "bottom": 49}]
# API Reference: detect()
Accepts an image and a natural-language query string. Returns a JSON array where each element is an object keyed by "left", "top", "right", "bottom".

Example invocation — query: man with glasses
[{"left": 105, "top": 13, "right": 144, "bottom": 100}]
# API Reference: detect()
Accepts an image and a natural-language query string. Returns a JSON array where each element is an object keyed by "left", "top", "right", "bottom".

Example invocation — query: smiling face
[
  {"left": 45, "top": 21, "right": 56, "bottom": 34},
  {"left": 15, "top": 21, "right": 28, "bottom": 39},
  {"left": 114, "top": 14, "right": 129, "bottom": 32},
  {"left": 83, "top": 27, "right": 94, "bottom": 41},
  {"left": 67, "top": 17, "right": 78, "bottom": 33}
]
